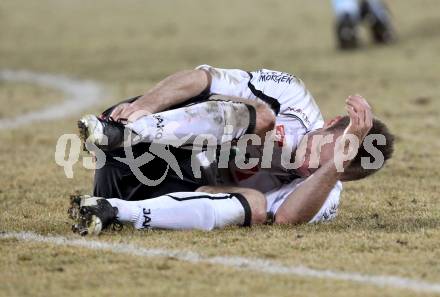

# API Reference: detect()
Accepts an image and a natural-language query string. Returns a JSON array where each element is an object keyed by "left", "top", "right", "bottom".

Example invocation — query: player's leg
[
  {"left": 126, "top": 99, "right": 256, "bottom": 146},
  {"left": 91, "top": 97, "right": 209, "bottom": 201},
  {"left": 360, "top": 0, "right": 395, "bottom": 44},
  {"left": 78, "top": 99, "right": 255, "bottom": 151},
  {"left": 68, "top": 188, "right": 266, "bottom": 236},
  {"left": 92, "top": 144, "right": 205, "bottom": 201},
  {"left": 331, "top": 0, "right": 360, "bottom": 49},
  {"left": 78, "top": 96, "right": 275, "bottom": 151}
]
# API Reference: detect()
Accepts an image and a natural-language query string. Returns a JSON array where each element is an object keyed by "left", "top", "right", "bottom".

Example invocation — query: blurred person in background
[{"left": 332, "top": 0, "right": 396, "bottom": 50}]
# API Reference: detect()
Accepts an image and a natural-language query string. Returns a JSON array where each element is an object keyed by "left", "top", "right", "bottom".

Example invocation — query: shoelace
[
  {"left": 108, "top": 116, "right": 128, "bottom": 125},
  {"left": 111, "top": 220, "right": 123, "bottom": 231}
]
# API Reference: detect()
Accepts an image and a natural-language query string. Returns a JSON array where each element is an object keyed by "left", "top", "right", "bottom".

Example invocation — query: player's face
[{"left": 296, "top": 130, "right": 339, "bottom": 177}]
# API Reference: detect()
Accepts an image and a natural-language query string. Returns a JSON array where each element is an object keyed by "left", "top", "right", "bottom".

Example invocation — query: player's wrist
[{"left": 321, "top": 160, "right": 345, "bottom": 178}]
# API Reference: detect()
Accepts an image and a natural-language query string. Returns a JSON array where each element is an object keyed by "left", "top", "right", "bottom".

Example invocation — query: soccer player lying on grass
[
  {"left": 69, "top": 96, "right": 387, "bottom": 235},
  {"left": 69, "top": 66, "right": 393, "bottom": 235}
]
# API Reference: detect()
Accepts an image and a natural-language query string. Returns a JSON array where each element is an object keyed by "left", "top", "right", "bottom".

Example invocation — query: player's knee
[
  {"left": 241, "top": 189, "right": 267, "bottom": 225},
  {"left": 274, "top": 211, "right": 305, "bottom": 225},
  {"left": 255, "top": 103, "right": 276, "bottom": 137},
  {"left": 252, "top": 204, "right": 267, "bottom": 225},
  {"left": 274, "top": 213, "right": 290, "bottom": 225}
]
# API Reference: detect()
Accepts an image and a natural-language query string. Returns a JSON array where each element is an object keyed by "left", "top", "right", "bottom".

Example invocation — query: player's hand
[
  {"left": 344, "top": 94, "right": 373, "bottom": 143},
  {"left": 334, "top": 95, "right": 373, "bottom": 169},
  {"left": 109, "top": 101, "right": 152, "bottom": 123}
]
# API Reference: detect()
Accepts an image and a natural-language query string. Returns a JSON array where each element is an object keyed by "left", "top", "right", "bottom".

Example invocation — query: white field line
[
  {"left": 1, "top": 231, "right": 440, "bottom": 294},
  {"left": 0, "top": 69, "right": 105, "bottom": 129}
]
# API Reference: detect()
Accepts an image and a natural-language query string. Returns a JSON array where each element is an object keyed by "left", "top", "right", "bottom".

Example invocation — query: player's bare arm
[
  {"left": 110, "top": 69, "right": 211, "bottom": 122},
  {"left": 275, "top": 95, "right": 373, "bottom": 224}
]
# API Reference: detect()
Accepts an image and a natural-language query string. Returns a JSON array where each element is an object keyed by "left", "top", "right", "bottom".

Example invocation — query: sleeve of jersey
[
  {"left": 277, "top": 80, "right": 324, "bottom": 132},
  {"left": 196, "top": 65, "right": 251, "bottom": 98},
  {"left": 308, "top": 181, "right": 343, "bottom": 223}
]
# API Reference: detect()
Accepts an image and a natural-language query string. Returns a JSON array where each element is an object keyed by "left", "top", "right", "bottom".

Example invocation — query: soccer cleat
[
  {"left": 78, "top": 115, "right": 125, "bottom": 151},
  {"left": 336, "top": 13, "right": 359, "bottom": 50},
  {"left": 361, "top": 0, "right": 396, "bottom": 44},
  {"left": 68, "top": 195, "right": 121, "bottom": 236}
]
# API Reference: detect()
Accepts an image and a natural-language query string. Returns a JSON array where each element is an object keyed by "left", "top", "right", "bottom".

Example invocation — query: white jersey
[
  {"left": 197, "top": 64, "right": 324, "bottom": 131},
  {"left": 196, "top": 65, "right": 341, "bottom": 223},
  {"left": 197, "top": 65, "right": 323, "bottom": 176}
]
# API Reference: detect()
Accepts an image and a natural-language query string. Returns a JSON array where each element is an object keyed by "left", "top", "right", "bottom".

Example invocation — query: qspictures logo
[{"left": 54, "top": 126, "right": 388, "bottom": 186}]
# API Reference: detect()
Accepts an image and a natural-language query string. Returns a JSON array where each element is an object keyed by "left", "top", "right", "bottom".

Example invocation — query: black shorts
[{"left": 93, "top": 94, "right": 210, "bottom": 201}]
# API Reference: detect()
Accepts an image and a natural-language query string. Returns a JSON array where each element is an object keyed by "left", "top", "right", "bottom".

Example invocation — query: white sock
[
  {"left": 332, "top": 0, "right": 360, "bottom": 19},
  {"left": 126, "top": 100, "right": 255, "bottom": 147},
  {"left": 108, "top": 192, "right": 251, "bottom": 231}
]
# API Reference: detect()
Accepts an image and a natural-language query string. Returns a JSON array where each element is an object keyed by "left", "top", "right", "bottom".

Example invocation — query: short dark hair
[{"left": 328, "top": 116, "right": 394, "bottom": 181}]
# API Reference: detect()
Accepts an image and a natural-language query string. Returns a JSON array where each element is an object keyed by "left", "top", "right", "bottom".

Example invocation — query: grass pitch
[{"left": 1, "top": 0, "right": 440, "bottom": 296}]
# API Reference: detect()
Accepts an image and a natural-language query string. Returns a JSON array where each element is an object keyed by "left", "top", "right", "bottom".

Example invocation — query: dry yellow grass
[
  {"left": 1, "top": 0, "right": 440, "bottom": 296},
  {"left": 0, "top": 83, "right": 63, "bottom": 118}
]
